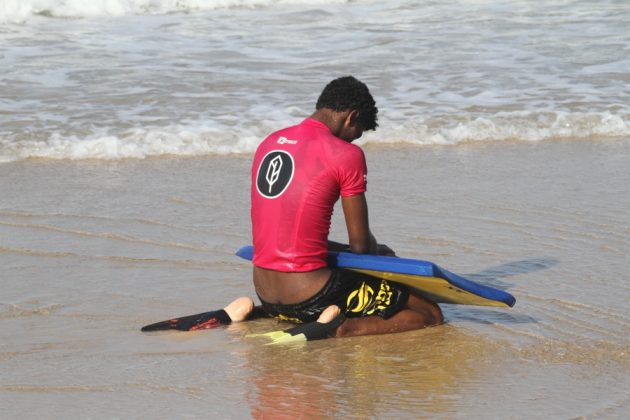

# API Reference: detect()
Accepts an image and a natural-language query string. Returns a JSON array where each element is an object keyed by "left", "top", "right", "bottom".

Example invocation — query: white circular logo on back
[{"left": 256, "top": 150, "right": 295, "bottom": 198}]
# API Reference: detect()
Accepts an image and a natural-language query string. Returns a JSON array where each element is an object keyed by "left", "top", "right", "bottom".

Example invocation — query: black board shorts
[{"left": 258, "top": 268, "right": 409, "bottom": 323}]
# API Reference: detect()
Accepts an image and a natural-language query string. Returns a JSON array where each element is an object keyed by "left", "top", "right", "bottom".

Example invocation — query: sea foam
[
  {"left": 0, "top": 0, "right": 349, "bottom": 22},
  {"left": 2, "top": 0, "right": 628, "bottom": 162},
  {"left": 2, "top": 111, "right": 628, "bottom": 162}
]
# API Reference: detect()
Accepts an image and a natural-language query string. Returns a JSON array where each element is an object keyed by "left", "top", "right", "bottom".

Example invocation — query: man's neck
[{"left": 310, "top": 109, "right": 351, "bottom": 140}]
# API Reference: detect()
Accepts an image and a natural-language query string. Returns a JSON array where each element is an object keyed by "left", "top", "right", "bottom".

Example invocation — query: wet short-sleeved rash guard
[{"left": 251, "top": 118, "right": 367, "bottom": 272}]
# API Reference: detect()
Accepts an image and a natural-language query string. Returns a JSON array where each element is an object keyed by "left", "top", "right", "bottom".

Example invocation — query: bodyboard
[{"left": 236, "top": 246, "right": 515, "bottom": 308}]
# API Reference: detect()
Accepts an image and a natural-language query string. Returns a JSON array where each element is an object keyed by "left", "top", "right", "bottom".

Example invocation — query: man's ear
[{"left": 345, "top": 109, "right": 361, "bottom": 127}]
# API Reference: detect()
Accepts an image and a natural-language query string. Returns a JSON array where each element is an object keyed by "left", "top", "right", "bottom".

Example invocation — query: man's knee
[
  {"left": 425, "top": 301, "right": 443, "bottom": 326},
  {"left": 408, "top": 293, "right": 443, "bottom": 326}
]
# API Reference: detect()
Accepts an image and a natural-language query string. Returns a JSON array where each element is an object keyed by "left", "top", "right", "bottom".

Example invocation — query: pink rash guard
[{"left": 251, "top": 118, "right": 367, "bottom": 272}]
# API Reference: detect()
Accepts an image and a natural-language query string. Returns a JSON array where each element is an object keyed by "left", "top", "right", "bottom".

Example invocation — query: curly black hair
[{"left": 315, "top": 76, "right": 378, "bottom": 131}]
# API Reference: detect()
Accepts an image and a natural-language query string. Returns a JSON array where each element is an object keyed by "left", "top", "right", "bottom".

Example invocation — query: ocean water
[
  {"left": 1, "top": 0, "right": 629, "bottom": 161},
  {"left": 1, "top": 1, "right": 630, "bottom": 419}
]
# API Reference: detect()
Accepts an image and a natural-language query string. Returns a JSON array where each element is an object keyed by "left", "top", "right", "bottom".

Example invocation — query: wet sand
[{"left": 1, "top": 139, "right": 629, "bottom": 418}]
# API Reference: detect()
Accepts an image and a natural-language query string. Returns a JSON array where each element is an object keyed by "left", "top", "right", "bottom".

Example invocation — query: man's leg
[{"left": 332, "top": 292, "right": 443, "bottom": 338}]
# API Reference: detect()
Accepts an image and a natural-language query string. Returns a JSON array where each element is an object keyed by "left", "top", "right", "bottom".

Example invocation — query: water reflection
[{"left": 237, "top": 321, "right": 503, "bottom": 418}]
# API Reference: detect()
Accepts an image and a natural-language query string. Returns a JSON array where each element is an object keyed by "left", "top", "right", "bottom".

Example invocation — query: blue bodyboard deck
[{"left": 236, "top": 246, "right": 515, "bottom": 308}]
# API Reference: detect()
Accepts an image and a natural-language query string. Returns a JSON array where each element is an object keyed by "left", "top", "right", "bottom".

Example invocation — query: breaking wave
[
  {"left": 2, "top": 110, "right": 628, "bottom": 162},
  {"left": 0, "top": 0, "right": 351, "bottom": 23}
]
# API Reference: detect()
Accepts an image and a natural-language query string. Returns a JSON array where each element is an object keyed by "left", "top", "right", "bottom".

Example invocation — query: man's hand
[{"left": 377, "top": 244, "right": 396, "bottom": 257}]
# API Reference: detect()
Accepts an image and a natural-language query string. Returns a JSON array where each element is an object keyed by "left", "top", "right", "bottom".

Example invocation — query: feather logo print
[
  {"left": 256, "top": 150, "right": 294, "bottom": 198},
  {"left": 266, "top": 155, "right": 283, "bottom": 193}
]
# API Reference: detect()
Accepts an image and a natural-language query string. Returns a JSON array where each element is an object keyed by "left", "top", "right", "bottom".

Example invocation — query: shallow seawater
[
  {"left": 1, "top": 139, "right": 629, "bottom": 418},
  {"left": 2, "top": 0, "right": 629, "bottom": 417}
]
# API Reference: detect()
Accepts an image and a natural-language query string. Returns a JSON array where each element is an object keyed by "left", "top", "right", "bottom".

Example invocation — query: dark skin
[{"left": 253, "top": 108, "right": 443, "bottom": 337}]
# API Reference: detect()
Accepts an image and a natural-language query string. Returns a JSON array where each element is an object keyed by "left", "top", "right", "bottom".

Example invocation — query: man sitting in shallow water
[{"left": 223, "top": 76, "right": 443, "bottom": 339}]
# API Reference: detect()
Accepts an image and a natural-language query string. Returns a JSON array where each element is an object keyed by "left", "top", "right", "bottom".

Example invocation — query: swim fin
[
  {"left": 249, "top": 313, "right": 346, "bottom": 344},
  {"left": 141, "top": 309, "right": 231, "bottom": 332}
]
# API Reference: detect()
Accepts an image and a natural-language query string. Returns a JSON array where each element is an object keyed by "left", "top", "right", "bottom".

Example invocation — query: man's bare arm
[{"left": 341, "top": 194, "right": 378, "bottom": 254}]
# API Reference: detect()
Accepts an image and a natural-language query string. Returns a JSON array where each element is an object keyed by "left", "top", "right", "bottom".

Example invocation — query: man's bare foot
[
  {"left": 317, "top": 305, "right": 341, "bottom": 323},
  {"left": 224, "top": 297, "right": 254, "bottom": 322}
]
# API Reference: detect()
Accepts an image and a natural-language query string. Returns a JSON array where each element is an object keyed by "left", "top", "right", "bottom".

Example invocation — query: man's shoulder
[
  {"left": 258, "top": 122, "right": 304, "bottom": 147},
  {"left": 327, "top": 137, "right": 365, "bottom": 159}
]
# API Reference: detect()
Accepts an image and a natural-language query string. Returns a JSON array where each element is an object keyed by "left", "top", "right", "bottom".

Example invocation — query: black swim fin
[
  {"left": 140, "top": 309, "right": 232, "bottom": 332},
  {"left": 249, "top": 313, "right": 346, "bottom": 344}
]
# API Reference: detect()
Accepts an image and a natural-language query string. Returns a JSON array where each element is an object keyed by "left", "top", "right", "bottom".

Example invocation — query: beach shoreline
[{"left": 2, "top": 138, "right": 629, "bottom": 418}]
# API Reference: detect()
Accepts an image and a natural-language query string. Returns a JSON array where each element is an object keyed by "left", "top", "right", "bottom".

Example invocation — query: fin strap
[{"left": 281, "top": 313, "right": 346, "bottom": 342}]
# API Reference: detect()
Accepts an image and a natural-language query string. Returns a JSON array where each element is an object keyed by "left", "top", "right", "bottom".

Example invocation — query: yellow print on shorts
[
  {"left": 374, "top": 280, "right": 393, "bottom": 312},
  {"left": 346, "top": 282, "right": 374, "bottom": 313},
  {"left": 347, "top": 281, "right": 394, "bottom": 315}
]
